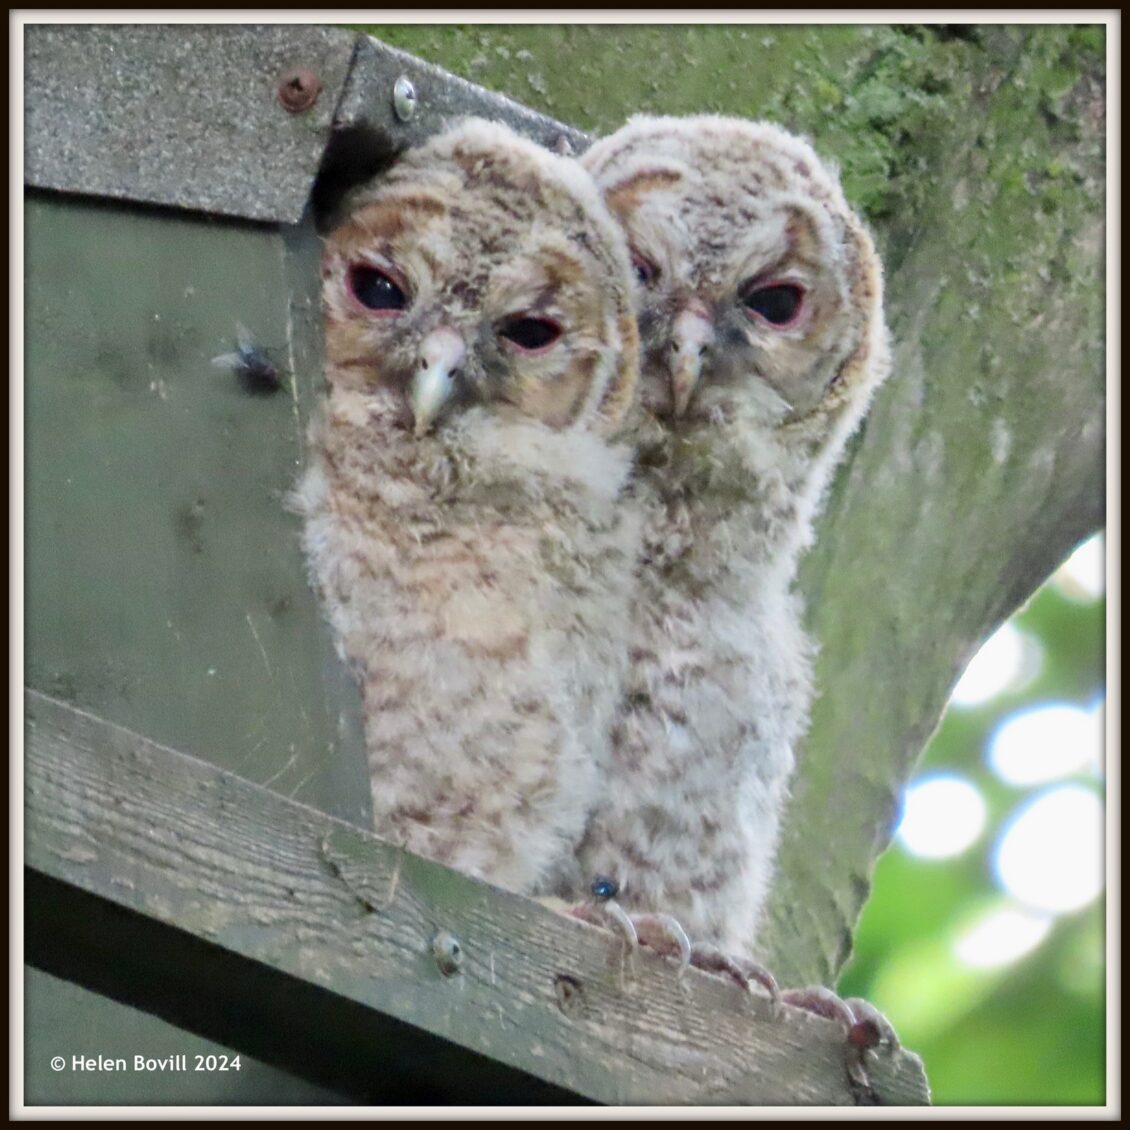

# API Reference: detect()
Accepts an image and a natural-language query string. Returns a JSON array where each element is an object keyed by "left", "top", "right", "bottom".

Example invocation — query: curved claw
[
  {"left": 782, "top": 988, "right": 900, "bottom": 1053},
  {"left": 689, "top": 943, "right": 782, "bottom": 1018},
  {"left": 844, "top": 997, "right": 901, "bottom": 1052},
  {"left": 733, "top": 956, "right": 782, "bottom": 1018},
  {"left": 566, "top": 898, "right": 639, "bottom": 948},
  {"left": 781, "top": 986, "right": 902, "bottom": 1101},
  {"left": 564, "top": 899, "right": 693, "bottom": 978},
  {"left": 632, "top": 912, "right": 692, "bottom": 973},
  {"left": 781, "top": 985, "right": 856, "bottom": 1034},
  {"left": 598, "top": 898, "right": 641, "bottom": 949}
]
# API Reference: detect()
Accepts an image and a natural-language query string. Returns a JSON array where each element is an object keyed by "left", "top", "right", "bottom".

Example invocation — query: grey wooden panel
[
  {"left": 24, "top": 194, "right": 369, "bottom": 829},
  {"left": 24, "top": 23, "right": 357, "bottom": 223}
]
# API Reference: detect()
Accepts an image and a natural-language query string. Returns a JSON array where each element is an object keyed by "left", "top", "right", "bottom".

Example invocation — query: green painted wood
[
  {"left": 22, "top": 190, "right": 377, "bottom": 1105},
  {"left": 24, "top": 194, "right": 370, "bottom": 830}
]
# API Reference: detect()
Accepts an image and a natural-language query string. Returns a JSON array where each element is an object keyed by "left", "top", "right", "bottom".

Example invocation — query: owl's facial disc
[{"left": 630, "top": 220, "right": 833, "bottom": 424}]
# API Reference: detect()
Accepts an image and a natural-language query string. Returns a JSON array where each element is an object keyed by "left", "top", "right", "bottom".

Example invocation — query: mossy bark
[{"left": 361, "top": 23, "right": 1106, "bottom": 984}]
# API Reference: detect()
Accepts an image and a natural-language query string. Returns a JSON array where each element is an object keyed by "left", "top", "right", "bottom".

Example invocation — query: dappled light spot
[
  {"left": 1053, "top": 533, "right": 1105, "bottom": 603},
  {"left": 994, "top": 785, "right": 1104, "bottom": 913},
  {"left": 988, "top": 700, "right": 1105, "bottom": 785},
  {"left": 950, "top": 622, "right": 1043, "bottom": 709},
  {"left": 953, "top": 903, "right": 1053, "bottom": 969},
  {"left": 896, "top": 774, "right": 987, "bottom": 860}
]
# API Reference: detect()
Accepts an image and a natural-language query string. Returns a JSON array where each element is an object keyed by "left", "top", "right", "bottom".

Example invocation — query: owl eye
[
  {"left": 740, "top": 281, "right": 806, "bottom": 328},
  {"left": 498, "top": 316, "right": 563, "bottom": 354},
  {"left": 347, "top": 265, "right": 408, "bottom": 314},
  {"left": 631, "top": 251, "right": 659, "bottom": 286}
]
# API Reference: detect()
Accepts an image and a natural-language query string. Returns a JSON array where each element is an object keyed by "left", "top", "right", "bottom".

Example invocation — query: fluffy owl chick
[
  {"left": 295, "top": 119, "right": 641, "bottom": 895},
  {"left": 568, "top": 115, "right": 892, "bottom": 959}
]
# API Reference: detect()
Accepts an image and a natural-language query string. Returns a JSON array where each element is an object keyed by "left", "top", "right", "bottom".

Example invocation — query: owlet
[{"left": 295, "top": 119, "right": 641, "bottom": 895}]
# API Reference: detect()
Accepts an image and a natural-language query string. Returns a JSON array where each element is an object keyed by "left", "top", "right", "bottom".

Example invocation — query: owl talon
[
  {"left": 781, "top": 987, "right": 899, "bottom": 1049},
  {"left": 566, "top": 897, "right": 639, "bottom": 957},
  {"left": 688, "top": 943, "right": 782, "bottom": 1018},
  {"left": 781, "top": 986, "right": 900, "bottom": 1101},
  {"left": 843, "top": 996, "right": 900, "bottom": 1052},
  {"left": 599, "top": 898, "right": 641, "bottom": 950},
  {"left": 781, "top": 985, "right": 856, "bottom": 1035},
  {"left": 631, "top": 912, "right": 693, "bottom": 973},
  {"left": 564, "top": 896, "right": 692, "bottom": 977}
]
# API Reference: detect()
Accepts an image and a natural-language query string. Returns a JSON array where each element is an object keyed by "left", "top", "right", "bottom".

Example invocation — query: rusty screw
[{"left": 277, "top": 68, "right": 322, "bottom": 113}]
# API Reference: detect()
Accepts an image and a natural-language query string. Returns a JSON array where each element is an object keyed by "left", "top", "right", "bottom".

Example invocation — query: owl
[
  {"left": 294, "top": 119, "right": 641, "bottom": 895},
  {"left": 564, "top": 116, "right": 893, "bottom": 972}
]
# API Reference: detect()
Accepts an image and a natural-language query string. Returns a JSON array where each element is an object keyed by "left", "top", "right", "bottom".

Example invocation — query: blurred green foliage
[{"left": 838, "top": 557, "right": 1106, "bottom": 1105}]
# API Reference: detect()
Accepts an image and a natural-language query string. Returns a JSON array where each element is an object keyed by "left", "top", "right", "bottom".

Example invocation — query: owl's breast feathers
[
  {"left": 301, "top": 118, "right": 650, "bottom": 896},
  {"left": 296, "top": 389, "right": 640, "bottom": 893}
]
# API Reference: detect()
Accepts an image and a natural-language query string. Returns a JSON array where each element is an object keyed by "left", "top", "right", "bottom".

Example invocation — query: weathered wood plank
[{"left": 23, "top": 689, "right": 929, "bottom": 1106}]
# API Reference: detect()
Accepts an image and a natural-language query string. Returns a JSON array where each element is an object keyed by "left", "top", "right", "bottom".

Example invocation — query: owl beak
[
  {"left": 411, "top": 328, "right": 466, "bottom": 436},
  {"left": 669, "top": 306, "right": 714, "bottom": 418}
]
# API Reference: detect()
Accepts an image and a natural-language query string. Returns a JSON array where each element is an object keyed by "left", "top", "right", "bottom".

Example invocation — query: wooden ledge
[{"left": 23, "top": 689, "right": 929, "bottom": 1106}]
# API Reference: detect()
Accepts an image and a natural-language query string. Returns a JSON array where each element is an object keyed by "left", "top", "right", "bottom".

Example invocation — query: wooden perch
[{"left": 24, "top": 689, "right": 928, "bottom": 1106}]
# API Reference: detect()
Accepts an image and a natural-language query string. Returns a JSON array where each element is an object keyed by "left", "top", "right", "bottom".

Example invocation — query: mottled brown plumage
[
  {"left": 562, "top": 115, "right": 892, "bottom": 959},
  {"left": 295, "top": 120, "right": 641, "bottom": 893}
]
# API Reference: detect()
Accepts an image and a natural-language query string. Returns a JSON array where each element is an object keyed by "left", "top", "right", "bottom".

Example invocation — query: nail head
[{"left": 393, "top": 74, "right": 418, "bottom": 121}]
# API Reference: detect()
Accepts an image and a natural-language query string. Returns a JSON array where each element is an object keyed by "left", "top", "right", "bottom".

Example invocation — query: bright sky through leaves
[
  {"left": 896, "top": 774, "right": 987, "bottom": 859},
  {"left": 950, "top": 622, "right": 1042, "bottom": 708},
  {"left": 989, "top": 700, "right": 1105, "bottom": 785},
  {"left": 994, "top": 785, "right": 1105, "bottom": 914},
  {"left": 953, "top": 904, "right": 1054, "bottom": 969},
  {"left": 1053, "top": 533, "right": 1105, "bottom": 603}
]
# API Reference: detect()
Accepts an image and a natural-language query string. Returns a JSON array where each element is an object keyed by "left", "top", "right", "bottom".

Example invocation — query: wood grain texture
[{"left": 24, "top": 689, "right": 929, "bottom": 1106}]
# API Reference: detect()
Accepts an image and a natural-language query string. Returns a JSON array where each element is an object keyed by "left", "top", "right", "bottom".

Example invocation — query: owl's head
[
  {"left": 581, "top": 115, "right": 889, "bottom": 442},
  {"left": 321, "top": 119, "right": 638, "bottom": 441}
]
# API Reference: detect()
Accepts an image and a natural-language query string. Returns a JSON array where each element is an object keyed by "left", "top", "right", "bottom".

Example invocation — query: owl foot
[
  {"left": 686, "top": 942, "right": 781, "bottom": 1019},
  {"left": 632, "top": 911, "right": 694, "bottom": 971},
  {"left": 780, "top": 986, "right": 900, "bottom": 1102},
  {"left": 568, "top": 899, "right": 692, "bottom": 974}
]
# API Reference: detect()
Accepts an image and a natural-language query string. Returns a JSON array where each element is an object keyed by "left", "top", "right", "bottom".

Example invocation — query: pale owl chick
[
  {"left": 566, "top": 116, "right": 892, "bottom": 975},
  {"left": 295, "top": 119, "right": 641, "bottom": 895}
]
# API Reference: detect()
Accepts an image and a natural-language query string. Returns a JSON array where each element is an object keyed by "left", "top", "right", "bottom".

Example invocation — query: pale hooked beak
[
  {"left": 411, "top": 327, "right": 466, "bottom": 436},
  {"left": 669, "top": 305, "right": 714, "bottom": 418}
]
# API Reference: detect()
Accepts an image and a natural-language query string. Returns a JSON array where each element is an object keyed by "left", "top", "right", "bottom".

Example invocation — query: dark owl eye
[
  {"left": 347, "top": 265, "right": 407, "bottom": 313},
  {"left": 631, "top": 251, "right": 658, "bottom": 286},
  {"left": 740, "top": 282, "right": 806, "bottom": 327},
  {"left": 498, "top": 316, "right": 562, "bottom": 354}
]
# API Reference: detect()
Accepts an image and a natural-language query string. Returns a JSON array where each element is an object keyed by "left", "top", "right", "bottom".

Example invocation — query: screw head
[
  {"left": 431, "top": 930, "right": 463, "bottom": 976},
  {"left": 277, "top": 68, "right": 322, "bottom": 113},
  {"left": 392, "top": 75, "right": 418, "bottom": 122}
]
